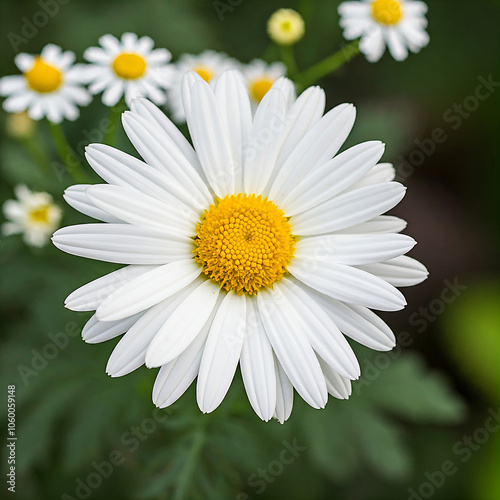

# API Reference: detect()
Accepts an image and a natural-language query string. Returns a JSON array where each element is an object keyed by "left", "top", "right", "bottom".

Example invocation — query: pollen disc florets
[{"left": 195, "top": 194, "right": 295, "bottom": 295}]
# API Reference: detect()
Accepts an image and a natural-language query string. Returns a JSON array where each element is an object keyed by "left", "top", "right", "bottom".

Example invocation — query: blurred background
[{"left": 1, "top": 0, "right": 499, "bottom": 499}]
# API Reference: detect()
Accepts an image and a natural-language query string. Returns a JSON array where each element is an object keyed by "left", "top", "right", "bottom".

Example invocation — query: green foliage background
[{"left": 0, "top": 0, "right": 499, "bottom": 499}]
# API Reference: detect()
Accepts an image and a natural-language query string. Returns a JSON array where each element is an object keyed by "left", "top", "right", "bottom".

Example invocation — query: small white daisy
[
  {"left": 166, "top": 50, "right": 238, "bottom": 123},
  {"left": 54, "top": 70, "right": 427, "bottom": 423},
  {"left": 338, "top": 0, "right": 429, "bottom": 62},
  {"left": 83, "top": 33, "right": 174, "bottom": 107},
  {"left": 0, "top": 44, "right": 91, "bottom": 123},
  {"left": 3, "top": 185, "right": 62, "bottom": 247},
  {"left": 267, "top": 8, "right": 305, "bottom": 46},
  {"left": 242, "top": 59, "right": 287, "bottom": 110}
]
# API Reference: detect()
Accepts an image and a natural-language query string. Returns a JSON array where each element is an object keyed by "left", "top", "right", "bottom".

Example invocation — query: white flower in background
[
  {"left": 0, "top": 44, "right": 91, "bottom": 123},
  {"left": 338, "top": 0, "right": 429, "bottom": 62},
  {"left": 83, "top": 33, "right": 174, "bottom": 107},
  {"left": 2, "top": 185, "right": 62, "bottom": 247},
  {"left": 267, "top": 8, "right": 305, "bottom": 45},
  {"left": 242, "top": 59, "right": 287, "bottom": 110},
  {"left": 166, "top": 50, "right": 238, "bottom": 123},
  {"left": 54, "top": 70, "right": 427, "bottom": 423}
]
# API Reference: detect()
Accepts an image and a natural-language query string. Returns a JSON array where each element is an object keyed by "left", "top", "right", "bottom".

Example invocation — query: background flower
[
  {"left": 0, "top": 44, "right": 91, "bottom": 122},
  {"left": 84, "top": 33, "right": 174, "bottom": 107},
  {"left": 338, "top": 0, "right": 429, "bottom": 62},
  {"left": 2, "top": 185, "right": 62, "bottom": 247}
]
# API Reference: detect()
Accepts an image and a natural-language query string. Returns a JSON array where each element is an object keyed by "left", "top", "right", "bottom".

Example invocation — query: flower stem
[
  {"left": 279, "top": 44, "right": 299, "bottom": 79},
  {"left": 47, "top": 121, "right": 90, "bottom": 184},
  {"left": 295, "top": 40, "right": 360, "bottom": 88},
  {"left": 104, "top": 101, "right": 123, "bottom": 146},
  {"left": 172, "top": 417, "right": 209, "bottom": 500},
  {"left": 22, "top": 137, "right": 53, "bottom": 178}
]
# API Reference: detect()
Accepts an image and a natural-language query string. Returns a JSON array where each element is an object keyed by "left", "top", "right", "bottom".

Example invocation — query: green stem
[
  {"left": 104, "top": 101, "right": 123, "bottom": 146},
  {"left": 295, "top": 40, "right": 360, "bottom": 88},
  {"left": 21, "top": 137, "right": 53, "bottom": 177},
  {"left": 47, "top": 121, "right": 90, "bottom": 184},
  {"left": 279, "top": 44, "right": 299, "bottom": 79},
  {"left": 172, "top": 418, "right": 209, "bottom": 500}
]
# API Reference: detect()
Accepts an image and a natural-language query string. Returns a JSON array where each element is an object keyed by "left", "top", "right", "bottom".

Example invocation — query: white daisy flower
[
  {"left": 166, "top": 50, "right": 238, "bottom": 123},
  {"left": 53, "top": 70, "right": 427, "bottom": 423},
  {"left": 338, "top": 0, "right": 429, "bottom": 62},
  {"left": 267, "top": 8, "right": 305, "bottom": 46},
  {"left": 3, "top": 185, "right": 62, "bottom": 247},
  {"left": 83, "top": 33, "right": 174, "bottom": 107},
  {"left": 242, "top": 59, "right": 287, "bottom": 110},
  {"left": 0, "top": 44, "right": 91, "bottom": 123}
]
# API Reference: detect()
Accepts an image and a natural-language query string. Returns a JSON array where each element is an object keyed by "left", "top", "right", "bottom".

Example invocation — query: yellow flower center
[
  {"left": 194, "top": 194, "right": 295, "bottom": 295},
  {"left": 112, "top": 53, "right": 147, "bottom": 80},
  {"left": 371, "top": 0, "right": 403, "bottom": 25},
  {"left": 29, "top": 205, "right": 50, "bottom": 224},
  {"left": 249, "top": 77, "right": 274, "bottom": 103},
  {"left": 24, "top": 57, "right": 63, "bottom": 93},
  {"left": 281, "top": 21, "right": 292, "bottom": 32},
  {"left": 192, "top": 66, "right": 213, "bottom": 83}
]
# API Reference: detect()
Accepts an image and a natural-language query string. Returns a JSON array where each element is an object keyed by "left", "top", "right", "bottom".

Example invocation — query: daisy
[
  {"left": 166, "top": 50, "right": 238, "bottom": 123},
  {"left": 338, "top": 0, "right": 429, "bottom": 62},
  {"left": 83, "top": 33, "right": 174, "bottom": 107},
  {"left": 267, "top": 8, "right": 305, "bottom": 46},
  {"left": 0, "top": 44, "right": 91, "bottom": 123},
  {"left": 242, "top": 59, "right": 287, "bottom": 110},
  {"left": 54, "top": 70, "right": 428, "bottom": 422},
  {"left": 3, "top": 185, "right": 62, "bottom": 247}
]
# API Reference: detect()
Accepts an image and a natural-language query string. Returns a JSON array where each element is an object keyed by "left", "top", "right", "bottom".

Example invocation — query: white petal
[
  {"left": 63, "top": 184, "right": 121, "bottom": 223},
  {"left": 153, "top": 316, "right": 211, "bottom": 408},
  {"left": 359, "top": 26, "right": 386, "bottom": 63},
  {"left": 346, "top": 162, "right": 396, "bottom": 192},
  {"left": 128, "top": 98, "right": 208, "bottom": 189},
  {"left": 333, "top": 215, "right": 407, "bottom": 234},
  {"left": 96, "top": 259, "right": 201, "bottom": 321},
  {"left": 240, "top": 297, "right": 276, "bottom": 421},
  {"left": 357, "top": 255, "right": 429, "bottom": 287},
  {"left": 146, "top": 280, "right": 221, "bottom": 367},
  {"left": 105, "top": 287, "right": 194, "bottom": 377},
  {"left": 214, "top": 70, "right": 252, "bottom": 193},
  {"left": 288, "top": 258, "right": 406, "bottom": 311},
  {"left": 65, "top": 265, "right": 155, "bottom": 311},
  {"left": 269, "top": 103, "right": 356, "bottom": 204},
  {"left": 53, "top": 223, "right": 193, "bottom": 265},
  {"left": 273, "top": 357, "right": 294, "bottom": 424},
  {"left": 82, "top": 313, "right": 142, "bottom": 344},
  {"left": 257, "top": 287, "right": 328, "bottom": 409},
  {"left": 306, "top": 289, "right": 396, "bottom": 351},
  {"left": 282, "top": 141, "right": 385, "bottom": 215},
  {"left": 385, "top": 28, "right": 409, "bottom": 61},
  {"left": 85, "top": 184, "right": 197, "bottom": 237},
  {"left": 290, "top": 182, "right": 406, "bottom": 236},
  {"left": 14, "top": 53, "right": 34, "bottom": 72},
  {"left": 102, "top": 80, "right": 124, "bottom": 106},
  {"left": 279, "top": 278, "right": 360, "bottom": 379},
  {"left": 317, "top": 356, "right": 352, "bottom": 399},
  {"left": 3, "top": 93, "right": 33, "bottom": 113},
  {"left": 0, "top": 75, "right": 26, "bottom": 96},
  {"left": 85, "top": 143, "right": 206, "bottom": 215},
  {"left": 271, "top": 86, "right": 326, "bottom": 183},
  {"left": 293, "top": 233, "right": 416, "bottom": 266},
  {"left": 243, "top": 88, "right": 287, "bottom": 193},
  {"left": 185, "top": 81, "right": 235, "bottom": 197},
  {"left": 197, "top": 292, "right": 246, "bottom": 413}
]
